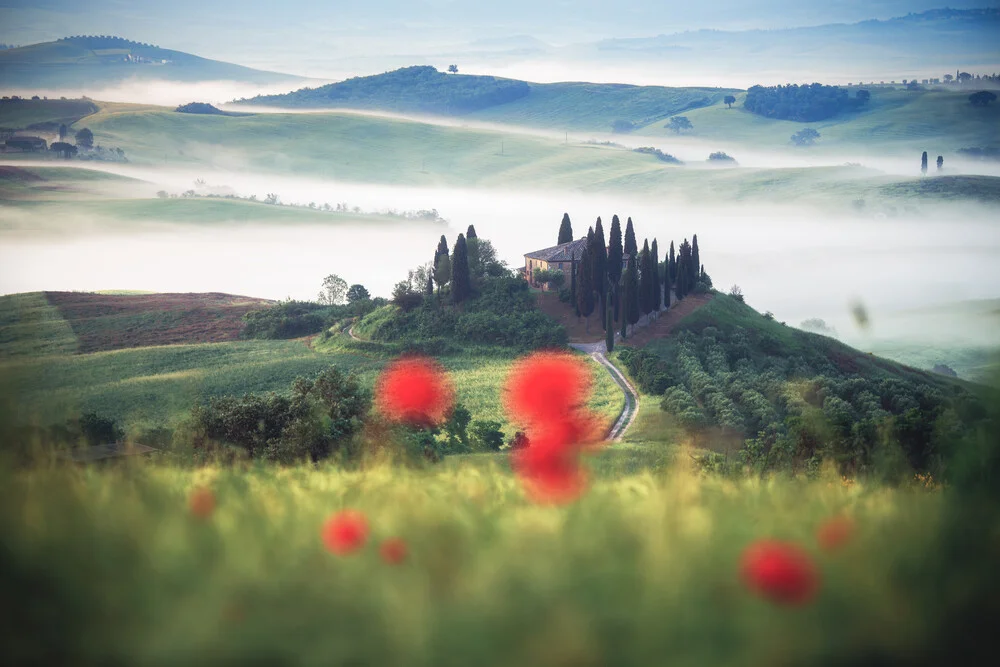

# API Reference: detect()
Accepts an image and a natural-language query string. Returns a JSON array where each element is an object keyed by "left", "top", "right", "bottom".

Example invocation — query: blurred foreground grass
[{"left": 3, "top": 451, "right": 996, "bottom": 667}]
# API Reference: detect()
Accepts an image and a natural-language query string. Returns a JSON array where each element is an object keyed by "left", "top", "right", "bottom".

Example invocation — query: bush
[
  {"left": 470, "top": 420, "right": 505, "bottom": 451},
  {"left": 728, "top": 285, "right": 744, "bottom": 303},
  {"left": 708, "top": 152, "right": 736, "bottom": 163},
  {"left": 744, "top": 83, "right": 862, "bottom": 121},
  {"left": 243, "top": 301, "right": 350, "bottom": 340}
]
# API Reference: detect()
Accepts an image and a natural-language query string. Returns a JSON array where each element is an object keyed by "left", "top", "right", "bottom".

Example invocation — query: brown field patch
[{"left": 43, "top": 292, "right": 275, "bottom": 353}]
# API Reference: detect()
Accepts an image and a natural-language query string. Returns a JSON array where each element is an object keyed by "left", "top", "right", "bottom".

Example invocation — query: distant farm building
[
  {"left": 4, "top": 136, "right": 47, "bottom": 152},
  {"left": 524, "top": 238, "right": 630, "bottom": 289}
]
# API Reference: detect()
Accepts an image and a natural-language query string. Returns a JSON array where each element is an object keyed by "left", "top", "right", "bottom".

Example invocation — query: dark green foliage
[
  {"left": 594, "top": 219, "right": 608, "bottom": 329},
  {"left": 433, "top": 235, "right": 449, "bottom": 275},
  {"left": 663, "top": 251, "right": 673, "bottom": 309},
  {"left": 607, "top": 215, "right": 623, "bottom": 285},
  {"left": 451, "top": 234, "right": 471, "bottom": 304},
  {"left": 242, "top": 301, "right": 350, "bottom": 340},
  {"left": 743, "top": 83, "right": 862, "bottom": 121},
  {"left": 557, "top": 213, "right": 573, "bottom": 245},
  {"left": 635, "top": 295, "right": 983, "bottom": 474},
  {"left": 244, "top": 66, "right": 530, "bottom": 115},
  {"left": 392, "top": 281, "right": 424, "bottom": 312},
  {"left": 174, "top": 102, "right": 247, "bottom": 117},
  {"left": 690, "top": 235, "right": 700, "bottom": 288},
  {"left": 922, "top": 151, "right": 928, "bottom": 174},
  {"left": 58, "top": 123, "right": 67, "bottom": 140},
  {"left": 466, "top": 225, "right": 477, "bottom": 240},
  {"left": 611, "top": 119, "right": 635, "bottom": 133},
  {"left": 362, "top": 277, "right": 567, "bottom": 351},
  {"left": 651, "top": 239, "right": 661, "bottom": 312},
  {"left": 77, "top": 412, "right": 123, "bottom": 446},
  {"left": 50, "top": 141, "right": 76, "bottom": 158},
  {"left": 638, "top": 240, "right": 652, "bottom": 316},
  {"left": 937, "top": 155, "right": 944, "bottom": 170},
  {"left": 570, "top": 260, "right": 578, "bottom": 316},
  {"left": 665, "top": 116, "right": 692, "bottom": 134},
  {"left": 668, "top": 241, "right": 676, "bottom": 282},
  {"left": 856, "top": 89, "right": 870, "bottom": 103},
  {"left": 969, "top": 90, "right": 997, "bottom": 106},
  {"left": 791, "top": 128, "right": 820, "bottom": 146},
  {"left": 633, "top": 146, "right": 682, "bottom": 164},
  {"left": 469, "top": 419, "right": 504, "bottom": 452},
  {"left": 708, "top": 151, "right": 735, "bottom": 163},
  {"left": 724, "top": 94, "right": 736, "bottom": 108},
  {"left": 624, "top": 217, "right": 637, "bottom": 257},
  {"left": 74, "top": 127, "right": 93, "bottom": 148},
  {"left": 576, "top": 246, "right": 595, "bottom": 321},
  {"left": 443, "top": 404, "right": 472, "bottom": 454},
  {"left": 606, "top": 303, "right": 615, "bottom": 353},
  {"left": 193, "top": 366, "right": 369, "bottom": 462},
  {"left": 625, "top": 257, "right": 640, "bottom": 327},
  {"left": 346, "top": 284, "right": 370, "bottom": 304},
  {"left": 675, "top": 239, "right": 692, "bottom": 300}
]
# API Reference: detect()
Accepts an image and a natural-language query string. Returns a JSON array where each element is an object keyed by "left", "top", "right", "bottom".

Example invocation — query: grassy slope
[
  {"left": 0, "top": 292, "right": 78, "bottom": 358},
  {"left": 637, "top": 89, "right": 1000, "bottom": 153},
  {"left": 0, "top": 40, "right": 303, "bottom": 87},
  {"left": 0, "top": 98, "right": 98, "bottom": 129}
]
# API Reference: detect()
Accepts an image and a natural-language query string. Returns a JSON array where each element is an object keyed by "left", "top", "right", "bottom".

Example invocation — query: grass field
[
  {"left": 0, "top": 98, "right": 98, "bottom": 129},
  {"left": 636, "top": 89, "right": 1000, "bottom": 153},
  {"left": 3, "top": 449, "right": 996, "bottom": 665}
]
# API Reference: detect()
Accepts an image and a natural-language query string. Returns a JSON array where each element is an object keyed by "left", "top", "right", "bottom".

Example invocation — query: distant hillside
[
  {"left": 0, "top": 36, "right": 306, "bottom": 89},
  {"left": 236, "top": 65, "right": 739, "bottom": 130}
]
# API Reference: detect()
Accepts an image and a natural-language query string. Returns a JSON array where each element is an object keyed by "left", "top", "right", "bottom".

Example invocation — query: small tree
[
  {"left": 969, "top": 90, "right": 997, "bottom": 106},
  {"left": 724, "top": 95, "right": 736, "bottom": 109},
  {"left": 318, "top": 274, "right": 348, "bottom": 305},
  {"left": 728, "top": 285, "right": 744, "bottom": 302},
  {"left": 392, "top": 281, "right": 423, "bottom": 311},
  {"left": 448, "top": 64, "right": 459, "bottom": 74},
  {"left": 665, "top": 116, "right": 693, "bottom": 134},
  {"left": 856, "top": 89, "right": 871, "bottom": 103},
  {"left": 451, "top": 234, "right": 471, "bottom": 304},
  {"left": 557, "top": 212, "right": 573, "bottom": 244},
  {"left": 791, "top": 128, "right": 820, "bottom": 146},
  {"left": 433, "top": 253, "right": 451, "bottom": 295},
  {"left": 50, "top": 141, "right": 77, "bottom": 159},
  {"left": 576, "top": 246, "right": 595, "bottom": 330},
  {"left": 943, "top": 74, "right": 954, "bottom": 83},
  {"left": 936, "top": 155, "right": 944, "bottom": 171},
  {"left": 346, "top": 284, "right": 370, "bottom": 303},
  {"left": 74, "top": 127, "right": 93, "bottom": 149}
]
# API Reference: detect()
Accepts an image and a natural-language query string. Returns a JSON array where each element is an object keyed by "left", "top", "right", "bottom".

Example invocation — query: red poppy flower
[
  {"left": 511, "top": 425, "right": 588, "bottom": 504},
  {"left": 740, "top": 540, "right": 820, "bottom": 606},
  {"left": 379, "top": 537, "right": 408, "bottom": 565},
  {"left": 376, "top": 356, "right": 455, "bottom": 427},
  {"left": 189, "top": 487, "right": 215, "bottom": 519},
  {"left": 816, "top": 516, "right": 855, "bottom": 552},
  {"left": 503, "top": 352, "right": 592, "bottom": 428},
  {"left": 322, "top": 510, "right": 370, "bottom": 555}
]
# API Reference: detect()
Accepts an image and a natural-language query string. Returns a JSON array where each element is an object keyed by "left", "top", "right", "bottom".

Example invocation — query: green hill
[
  {"left": 238, "top": 65, "right": 739, "bottom": 132},
  {"left": 616, "top": 293, "right": 983, "bottom": 473},
  {"left": 0, "top": 36, "right": 306, "bottom": 88}
]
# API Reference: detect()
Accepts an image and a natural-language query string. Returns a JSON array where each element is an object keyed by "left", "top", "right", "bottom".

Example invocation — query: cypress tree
[
  {"left": 466, "top": 225, "right": 477, "bottom": 240},
  {"left": 668, "top": 241, "right": 676, "bottom": 281},
  {"left": 626, "top": 256, "right": 640, "bottom": 331},
  {"left": 651, "top": 238, "right": 661, "bottom": 312},
  {"left": 594, "top": 218, "right": 607, "bottom": 330},
  {"left": 570, "top": 258, "right": 578, "bottom": 316},
  {"left": 608, "top": 215, "right": 623, "bottom": 323},
  {"left": 620, "top": 274, "right": 629, "bottom": 340},
  {"left": 937, "top": 155, "right": 944, "bottom": 171},
  {"left": 451, "top": 234, "right": 471, "bottom": 304},
  {"left": 434, "top": 235, "right": 449, "bottom": 269},
  {"left": 624, "top": 217, "right": 638, "bottom": 257},
  {"left": 586, "top": 227, "right": 596, "bottom": 297},
  {"left": 691, "top": 234, "right": 700, "bottom": 287},
  {"left": 558, "top": 213, "right": 573, "bottom": 244},
  {"left": 664, "top": 247, "right": 673, "bottom": 309},
  {"left": 921, "top": 151, "right": 928, "bottom": 175},
  {"left": 638, "top": 240, "right": 652, "bottom": 316},
  {"left": 605, "top": 302, "right": 615, "bottom": 352},
  {"left": 576, "top": 246, "right": 595, "bottom": 331}
]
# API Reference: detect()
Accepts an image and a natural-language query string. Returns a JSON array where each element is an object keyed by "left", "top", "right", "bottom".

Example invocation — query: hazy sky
[{"left": 2, "top": 0, "right": 997, "bottom": 77}]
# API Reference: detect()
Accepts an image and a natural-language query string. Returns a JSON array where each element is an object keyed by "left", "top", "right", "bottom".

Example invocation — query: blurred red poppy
[
  {"left": 503, "top": 352, "right": 592, "bottom": 428},
  {"left": 376, "top": 357, "right": 455, "bottom": 427},
  {"left": 380, "top": 537, "right": 408, "bottom": 565},
  {"left": 740, "top": 540, "right": 820, "bottom": 605},
  {"left": 511, "top": 423, "right": 588, "bottom": 504},
  {"left": 816, "top": 516, "right": 855, "bottom": 552},
  {"left": 322, "top": 510, "right": 370, "bottom": 555},
  {"left": 189, "top": 487, "right": 215, "bottom": 519}
]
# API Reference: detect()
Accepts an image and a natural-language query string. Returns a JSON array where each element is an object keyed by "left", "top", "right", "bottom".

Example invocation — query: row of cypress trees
[
  {"left": 560, "top": 213, "right": 707, "bottom": 339},
  {"left": 431, "top": 225, "right": 478, "bottom": 304}
]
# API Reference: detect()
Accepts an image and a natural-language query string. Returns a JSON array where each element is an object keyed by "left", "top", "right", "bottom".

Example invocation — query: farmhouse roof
[{"left": 524, "top": 238, "right": 589, "bottom": 262}]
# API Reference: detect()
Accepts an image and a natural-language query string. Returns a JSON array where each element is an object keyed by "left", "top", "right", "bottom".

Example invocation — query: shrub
[
  {"left": 728, "top": 285, "right": 745, "bottom": 302},
  {"left": 242, "top": 301, "right": 350, "bottom": 340},
  {"left": 470, "top": 420, "right": 504, "bottom": 452},
  {"left": 708, "top": 151, "right": 736, "bottom": 163}
]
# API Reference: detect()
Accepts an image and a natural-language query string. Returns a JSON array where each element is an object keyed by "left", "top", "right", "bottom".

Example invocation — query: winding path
[{"left": 570, "top": 341, "right": 639, "bottom": 442}]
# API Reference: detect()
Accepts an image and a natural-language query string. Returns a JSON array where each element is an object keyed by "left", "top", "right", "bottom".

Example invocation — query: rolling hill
[
  {"left": 0, "top": 36, "right": 307, "bottom": 89},
  {"left": 236, "top": 65, "right": 740, "bottom": 132}
]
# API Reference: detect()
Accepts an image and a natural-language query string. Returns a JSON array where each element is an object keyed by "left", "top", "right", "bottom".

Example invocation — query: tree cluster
[
  {"left": 744, "top": 83, "right": 868, "bottom": 122},
  {"left": 58, "top": 35, "right": 160, "bottom": 49}
]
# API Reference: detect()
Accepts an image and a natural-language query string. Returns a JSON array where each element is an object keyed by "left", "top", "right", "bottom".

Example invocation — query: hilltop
[{"left": 0, "top": 35, "right": 307, "bottom": 89}]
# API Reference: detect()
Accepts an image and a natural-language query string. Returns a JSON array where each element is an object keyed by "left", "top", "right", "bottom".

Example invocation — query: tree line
[
  {"left": 555, "top": 214, "right": 711, "bottom": 346},
  {"left": 743, "top": 83, "right": 870, "bottom": 122}
]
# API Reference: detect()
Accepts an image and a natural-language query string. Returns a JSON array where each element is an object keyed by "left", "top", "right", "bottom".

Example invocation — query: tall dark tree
[
  {"left": 651, "top": 239, "right": 661, "bottom": 312},
  {"left": 921, "top": 151, "right": 928, "bottom": 175},
  {"left": 576, "top": 246, "right": 595, "bottom": 330},
  {"left": 691, "top": 234, "right": 701, "bottom": 287},
  {"left": 58, "top": 123, "right": 67, "bottom": 141},
  {"left": 434, "top": 235, "right": 449, "bottom": 269},
  {"left": 608, "top": 215, "right": 623, "bottom": 322},
  {"left": 937, "top": 155, "right": 944, "bottom": 171},
  {"left": 594, "top": 218, "right": 608, "bottom": 330},
  {"left": 668, "top": 241, "right": 676, "bottom": 282},
  {"left": 570, "top": 258, "right": 578, "bottom": 316},
  {"left": 663, "top": 248, "right": 673, "bottom": 309},
  {"left": 466, "top": 225, "right": 477, "bottom": 240},
  {"left": 638, "top": 240, "right": 652, "bottom": 316},
  {"left": 557, "top": 213, "right": 573, "bottom": 245},
  {"left": 626, "top": 256, "right": 640, "bottom": 331},
  {"left": 624, "top": 217, "right": 638, "bottom": 257},
  {"left": 605, "top": 302, "right": 615, "bottom": 352},
  {"left": 451, "top": 234, "right": 471, "bottom": 304},
  {"left": 620, "top": 274, "right": 629, "bottom": 341},
  {"left": 676, "top": 238, "right": 692, "bottom": 300}
]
